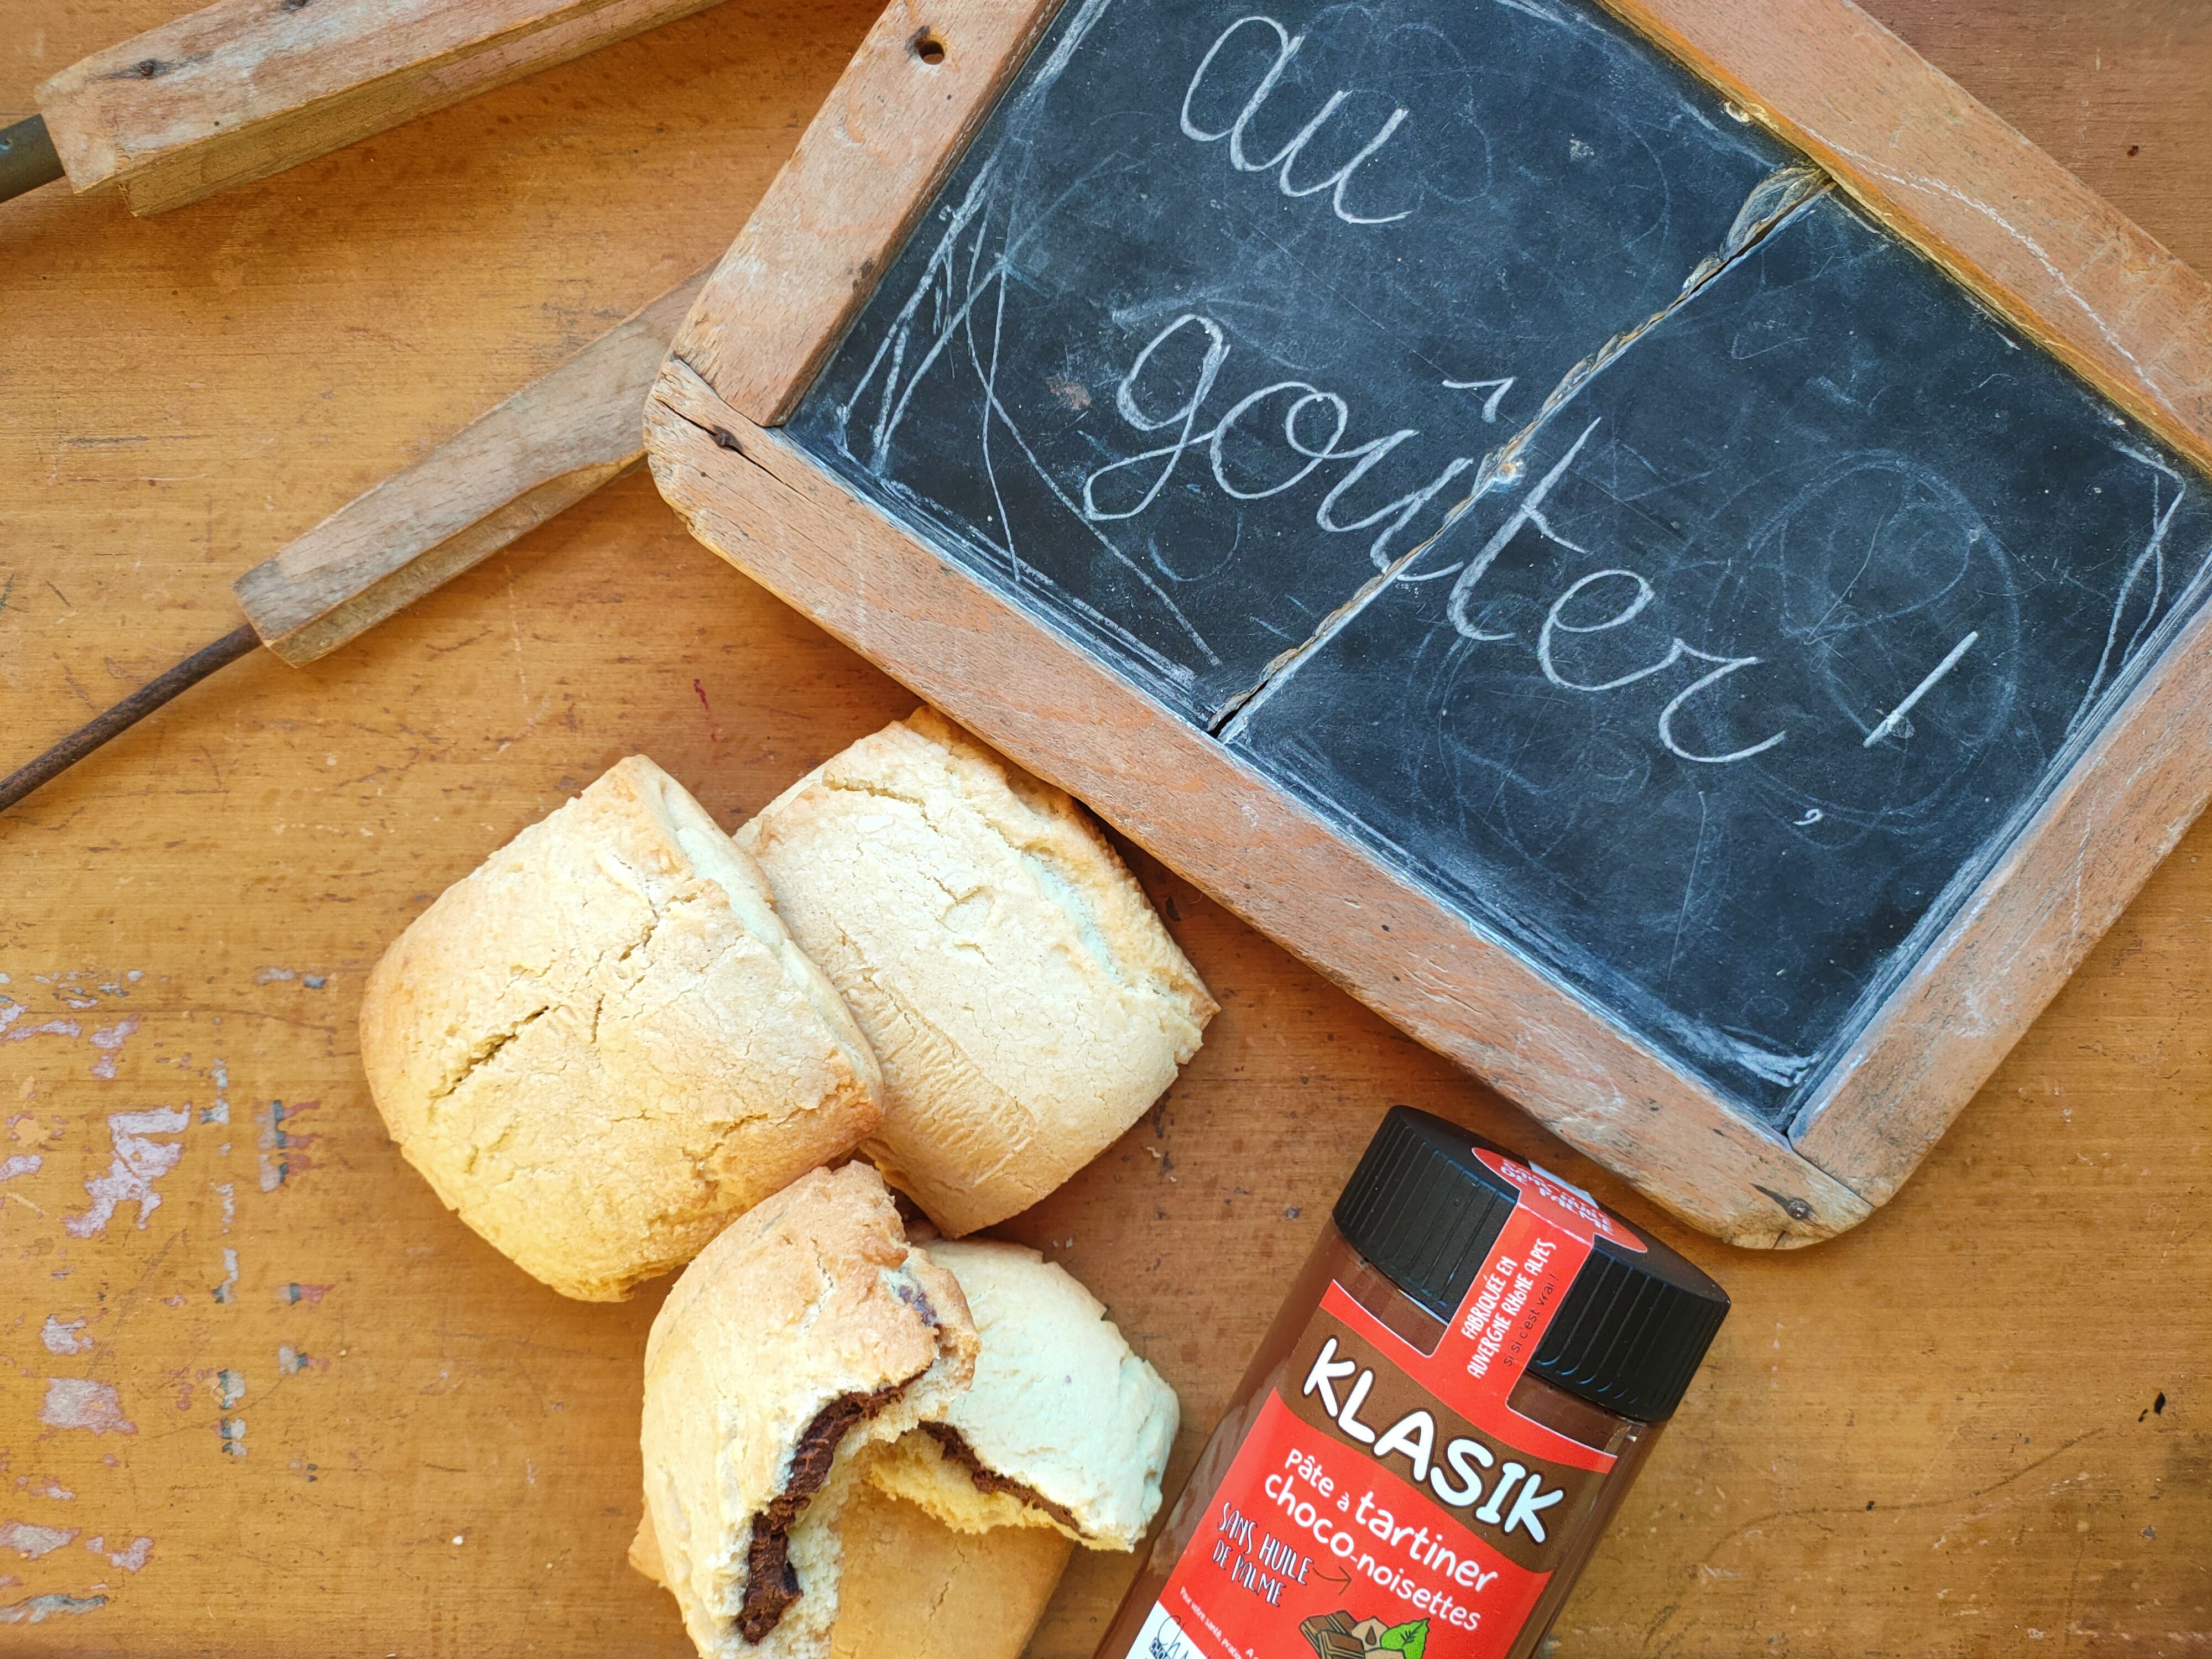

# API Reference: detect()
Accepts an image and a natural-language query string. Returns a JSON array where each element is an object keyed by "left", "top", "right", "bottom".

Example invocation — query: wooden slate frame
[{"left": 643, "top": 0, "right": 2212, "bottom": 1245}]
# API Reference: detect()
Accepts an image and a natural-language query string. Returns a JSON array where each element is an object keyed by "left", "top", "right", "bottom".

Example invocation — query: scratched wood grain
[
  {"left": 672, "top": 0, "right": 1063, "bottom": 425},
  {"left": 0, "top": 1, "right": 2205, "bottom": 1654}
]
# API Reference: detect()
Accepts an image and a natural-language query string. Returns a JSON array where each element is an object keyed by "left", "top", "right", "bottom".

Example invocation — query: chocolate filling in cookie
[
  {"left": 919, "top": 1421, "right": 1084, "bottom": 1535},
  {"left": 737, "top": 1378, "right": 912, "bottom": 1643}
]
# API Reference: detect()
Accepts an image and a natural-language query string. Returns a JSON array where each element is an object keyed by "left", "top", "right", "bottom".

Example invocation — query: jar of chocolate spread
[{"left": 1095, "top": 1107, "right": 1730, "bottom": 1659}]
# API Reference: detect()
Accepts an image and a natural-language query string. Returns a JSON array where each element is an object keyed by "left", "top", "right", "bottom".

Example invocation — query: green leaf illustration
[{"left": 1378, "top": 1619, "right": 1428, "bottom": 1659}]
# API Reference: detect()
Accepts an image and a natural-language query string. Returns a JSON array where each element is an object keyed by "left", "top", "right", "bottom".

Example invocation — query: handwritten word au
[
  {"left": 1080, "top": 311, "right": 1478, "bottom": 570},
  {"left": 1180, "top": 14, "right": 1412, "bottom": 226}
]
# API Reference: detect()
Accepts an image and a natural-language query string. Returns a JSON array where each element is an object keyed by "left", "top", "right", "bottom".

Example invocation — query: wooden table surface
[{"left": 1, "top": 2, "right": 2205, "bottom": 1653}]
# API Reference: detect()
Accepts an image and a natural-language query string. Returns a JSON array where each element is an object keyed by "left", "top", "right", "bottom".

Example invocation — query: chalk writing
[
  {"left": 1180, "top": 14, "right": 1413, "bottom": 226},
  {"left": 792, "top": 0, "right": 2212, "bottom": 1112},
  {"left": 1080, "top": 311, "right": 1480, "bottom": 572},
  {"left": 801, "top": 0, "right": 1792, "bottom": 722},
  {"left": 1864, "top": 632, "right": 1978, "bottom": 748},
  {"left": 1442, "top": 377, "right": 1516, "bottom": 422}
]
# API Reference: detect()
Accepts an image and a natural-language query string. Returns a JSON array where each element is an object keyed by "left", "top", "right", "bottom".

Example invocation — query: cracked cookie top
[{"left": 358, "top": 755, "right": 882, "bottom": 1301}]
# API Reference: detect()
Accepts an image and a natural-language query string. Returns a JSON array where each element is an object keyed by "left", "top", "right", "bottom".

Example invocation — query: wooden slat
[
  {"left": 1608, "top": 0, "right": 2212, "bottom": 478},
  {"left": 645, "top": 357, "right": 1872, "bottom": 1248},
  {"left": 669, "top": 0, "right": 1065, "bottom": 425},
  {"left": 233, "top": 270, "right": 710, "bottom": 665},
  {"left": 37, "top": 0, "right": 732, "bottom": 215}
]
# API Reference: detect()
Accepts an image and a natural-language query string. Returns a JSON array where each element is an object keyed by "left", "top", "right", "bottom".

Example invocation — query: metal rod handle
[
  {"left": 0, "top": 114, "right": 64, "bottom": 204},
  {"left": 0, "top": 624, "right": 260, "bottom": 817}
]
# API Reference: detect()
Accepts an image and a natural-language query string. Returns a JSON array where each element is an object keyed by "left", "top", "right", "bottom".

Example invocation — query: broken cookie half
[
  {"left": 639, "top": 1163, "right": 977, "bottom": 1659},
  {"left": 866, "top": 1239, "right": 1178, "bottom": 1552}
]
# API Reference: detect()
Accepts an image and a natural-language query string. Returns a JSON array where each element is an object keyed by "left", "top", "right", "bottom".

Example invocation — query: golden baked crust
[
  {"left": 867, "top": 1239, "right": 1178, "bottom": 1551},
  {"left": 358, "top": 755, "right": 881, "bottom": 1301},
  {"left": 735, "top": 708, "right": 1216, "bottom": 1234},
  {"left": 640, "top": 1163, "right": 978, "bottom": 1659},
  {"left": 634, "top": 1483, "right": 1069, "bottom": 1659}
]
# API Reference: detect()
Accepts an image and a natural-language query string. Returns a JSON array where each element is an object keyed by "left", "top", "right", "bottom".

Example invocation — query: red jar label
[{"left": 1136, "top": 1151, "right": 1644, "bottom": 1659}]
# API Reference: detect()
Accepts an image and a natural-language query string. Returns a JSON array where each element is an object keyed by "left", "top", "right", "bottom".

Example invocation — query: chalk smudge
[
  {"left": 39, "top": 1379, "right": 135, "bottom": 1436},
  {"left": 0, "top": 1155, "right": 39, "bottom": 1182},
  {"left": 39, "top": 1318, "right": 90, "bottom": 1356},
  {"left": 0, "top": 1522, "right": 77, "bottom": 1559},
  {"left": 201, "top": 1057, "right": 231, "bottom": 1125},
  {"left": 87, "top": 1019, "right": 138, "bottom": 1080},
  {"left": 0, "top": 1592, "right": 108, "bottom": 1623},
  {"left": 254, "top": 968, "right": 326, "bottom": 987},
  {"left": 212, "top": 1182, "right": 234, "bottom": 1233},
  {"left": 85, "top": 1536, "right": 152, "bottom": 1572},
  {"left": 64, "top": 1108, "right": 187, "bottom": 1237}
]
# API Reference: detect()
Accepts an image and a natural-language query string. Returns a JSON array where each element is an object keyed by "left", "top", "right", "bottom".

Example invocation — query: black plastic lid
[{"left": 1333, "top": 1107, "right": 1729, "bottom": 1422}]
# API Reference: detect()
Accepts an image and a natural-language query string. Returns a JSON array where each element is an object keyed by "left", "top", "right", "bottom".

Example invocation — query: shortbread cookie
[
  {"left": 359, "top": 755, "right": 880, "bottom": 1300},
  {"left": 735, "top": 708, "right": 1214, "bottom": 1234}
]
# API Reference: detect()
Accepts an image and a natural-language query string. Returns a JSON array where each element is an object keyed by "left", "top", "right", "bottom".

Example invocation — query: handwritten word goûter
[
  {"left": 1180, "top": 14, "right": 1413, "bottom": 227},
  {"left": 1171, "top": 22, "right": 1798, "bottom": 765},
  {"left": 1082, "top": 305, "right": 1985, "bottom": 767},
  {"left": 1081, "top": 316, "right": 1788, "bottom": 767}
]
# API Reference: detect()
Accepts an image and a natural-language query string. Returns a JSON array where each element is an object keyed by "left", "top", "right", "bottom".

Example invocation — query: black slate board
[
  {"left": 785, "top": 0, "right": 2212, "bottom": 1126},
  {"left": 1225, "top": 190, "right": 2212, "bottom": 1117},
  {"left": 789, "top": 0, "right": 1794, "bottom": 722}
]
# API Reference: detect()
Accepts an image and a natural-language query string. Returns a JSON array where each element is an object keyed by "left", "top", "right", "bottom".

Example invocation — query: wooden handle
[
  {"left": 36, "top": 0, "right": 731, "bottom": 216},
  {"left": 233, "top": 268, "right": 708, "bottom": 666}
]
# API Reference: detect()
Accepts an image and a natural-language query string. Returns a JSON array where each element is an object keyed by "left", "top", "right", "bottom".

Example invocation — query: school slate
[{"left": 785, "top": 0, "right": 2212, "bottom": 1125}]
